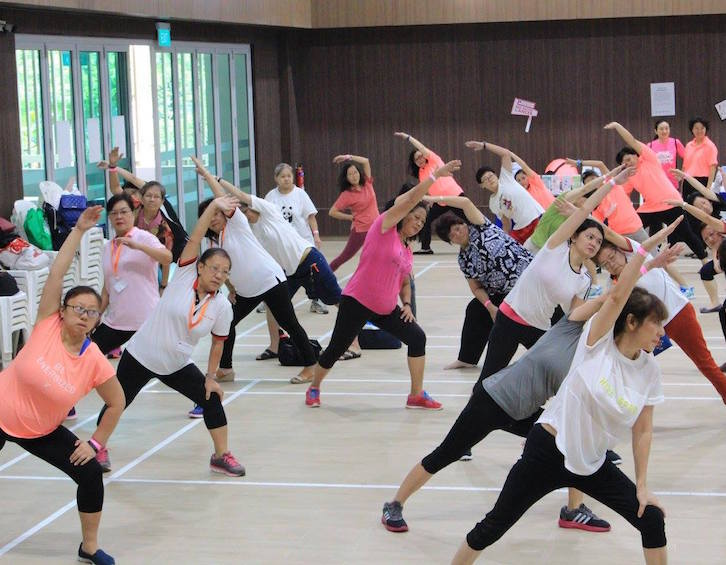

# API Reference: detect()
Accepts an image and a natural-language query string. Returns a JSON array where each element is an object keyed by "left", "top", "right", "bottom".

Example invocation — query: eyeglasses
[
  {"left": 64, "top": 304, "right": 101, "bottom": 319},
  {"left": 109, "top": 208, "right": 133, "bottom": 217},
  {"left": 201, "top": 264, "right": 230, "bottom": 277}
]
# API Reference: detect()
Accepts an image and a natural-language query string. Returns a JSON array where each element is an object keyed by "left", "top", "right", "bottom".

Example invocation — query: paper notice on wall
[
  {"left": 54, "top": 120, "right": 73, "bottom": 168},
  {"left": 86, "top": 118, "right": 102, "bottom": 163},
  {"left": 112, "top": 115, "right": 127, "bottom": 157},
  {"left": 715, "top": 100, "right": 726, "bottom": 121},
  {"left": 650, "top": 82, "right": 675, "bottom": 117}
]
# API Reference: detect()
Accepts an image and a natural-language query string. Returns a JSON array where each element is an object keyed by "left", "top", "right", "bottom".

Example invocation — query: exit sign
[{"left": 156, "top": 22, "right": 171, "bottom": 48}]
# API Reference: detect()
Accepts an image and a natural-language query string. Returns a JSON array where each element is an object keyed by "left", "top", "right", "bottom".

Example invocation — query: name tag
[{"left": 113, "top": 278, "right": 128, "bottom": 293}]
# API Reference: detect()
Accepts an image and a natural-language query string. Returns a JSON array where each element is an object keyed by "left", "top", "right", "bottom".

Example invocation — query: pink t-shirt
[
  {"left": 683, "top": 137, "right": 719, "bottom": 178},
  {"left": 623, "top": 143, "right": 682, "bottom": 214},
  {"left": 343, "top": 214, "right": 412, "bottom": 315},
  {"left": 0, "top": 315, "right": 115, "bottom": 438},
  {"left": 593, "top": 184, "right": 643, "bottom": 235},
  {"left": 419, "top": 151, "right": 464, "bottom": 198},
  {"left": 647, "top": 137, "right": 685, "bottom": 189},
  {"left": 102, "top": 227, "right": 166, "bottom": 331},
  {"left": 526, "top": 173, "right": 555, "bottom": 208},
  {"left": 332, "top": 178, "right": 379, "bottom": 233}
]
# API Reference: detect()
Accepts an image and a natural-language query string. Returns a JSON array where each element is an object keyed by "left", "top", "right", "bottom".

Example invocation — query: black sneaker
[
  {"left": 459, "top": 449, "right": 473, "bottom": 461},
  {"left": 78, "top": 543, "right": 115, "bottom": 564},
  {"left": 381, "top": 501, "right": 408, "bottom": 532},
  {"left": 413, "top": 248, "right": 434, "bottom": 255},
  {"left": 558, "top": 503, "right": 611, "bottom": 532},
  {"left": 606, "top": 450, "right": 622, "bottom": 465}
]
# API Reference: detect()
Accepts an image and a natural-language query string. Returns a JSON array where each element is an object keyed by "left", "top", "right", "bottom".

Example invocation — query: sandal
[
  {"left": 700, "top": 305, "right": 721, "bottom": 314},
  {"left": 290, "top": 374, "right": 313, "bottom": 384},
  {"left": 339, "top": 349, "right": 362, "bottom": 361},
  {"left": 256, "top": 348, "right": 278, "bottom": 361}
]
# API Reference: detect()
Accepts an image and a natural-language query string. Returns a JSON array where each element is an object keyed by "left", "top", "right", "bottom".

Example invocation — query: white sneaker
[
  {"left": 256, "top": 303, "right": 266, "bottom": 313},
  {"left": 309, "top": 299, "right": 329, "bottom": 314}
]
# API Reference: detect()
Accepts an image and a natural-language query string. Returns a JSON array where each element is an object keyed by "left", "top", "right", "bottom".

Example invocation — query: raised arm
[
  {"left": 381, "top": 160, "right": 461, "bottom": 231},
  {"left": 332, "top": 153, "right": 372, "bottom": 179},
  {"left": 424, "top": 195, "right": 485, "bottom": 225},
  {"left": 465, "top": 140, "right": 512, "bottom": 172},
  {"left": 547, "top": 166, "right": 634, "bottom": 249},
  {"left": 588, "top": 217, "right": 683, "bottom": 345},
  {"left": 666, "top": 198, "right": 724, "bottom": 232},
  {"left": 509, "top": 152, "right": 535, "bottom": 177},
  {"left": 604, "top": 122, "right": 642, "bottom": 154},
  {"left": 179, "top": 195, "right": 239, "bottom": 264},
  {"left": 218, "top": 179, "right": 253, "bottom": 207},
  {"left": 566, "top": 158, "right": 611, "bottom": 175},
  {"left": 708, "top": 164, "right": 718, "bottom": 194},
  {"left": 98, "top": 147, "right": 145, "bottom": 195},
  {"left": 670, "top": 168, "right": 719, "bottom": 202},
  {"left": 36, "top": 206, "right": 103, "bottom": 321},
  {"left": 191, "top": 156, "right": 228, "bottom": 200},
  {"left": 394, "top": 132, "right": 430, "bottom": 158},
  {"left": 562, "top": 166, "right": 622, "bottom": 202}
]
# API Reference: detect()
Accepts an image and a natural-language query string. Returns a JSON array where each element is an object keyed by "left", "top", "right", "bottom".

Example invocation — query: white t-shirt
[
  {"left": 264, "top": 187, "right": 317, "bottom": 246},
  {"left": 538, "top": 318, "right": 663, "bottom": 475},
  {"left": 125, "top": 258, "right": 233, "bottom": 375},
  {"left": 248, "top": 195, "right": 311, "bottom": 276},
  {"left": 623, "top": 239, "right": 686, "bottom": 325},
  {"left": 504, "top": 240, "right": 591, "bottom": 330},
  {"left": 489, "top": 167, "right": 544, "bottom": 228},
  {"left": 102, "top": 228, "right": 166, "bottom": 331},
  {"left": 219, "top": 209, "right": 285, "bottom": 297}
]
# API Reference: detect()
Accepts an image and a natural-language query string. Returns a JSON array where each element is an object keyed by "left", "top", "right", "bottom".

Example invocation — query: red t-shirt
[{"left": 332, "top": 178, "right": 379, "bottom": 233}]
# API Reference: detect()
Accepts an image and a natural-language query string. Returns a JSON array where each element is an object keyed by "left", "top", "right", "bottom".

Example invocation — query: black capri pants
[
  {"left": 422, "top": 385, "right": 540, "bottom": 474},
  {"left": 638, "top": 206, "right": 707, "bottom": 260},
  {"left": 91, "top": 323, "right": 136, "bottom": 355},
  {"left": 466, "top": 424, "right": 666, "bottom": 551},
  {"left": 318, "top": 295, "right": 426, "bottom": 370},
  {"left": 700, "top": 260, "right": 717, "bottom": 281},
  {"left": 457, "top": 294, "right": 505, "bottom": 366},
  {"left": 221, "top": 280, "right": 316, "bottom": 368},
  {"left": 0, "top": 425, "right": 104, "bottom": 512},
  {"left": 97, "top": 351, "right": 227, "bottom": 430}
]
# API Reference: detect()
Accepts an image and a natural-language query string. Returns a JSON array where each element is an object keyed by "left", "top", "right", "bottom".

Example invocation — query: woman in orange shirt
[
  {"left": 0, "top": 206, "right": 125, "bottom": 565},
  {"left": 683, "top": 117, "right": 719, "bottom": 201}
]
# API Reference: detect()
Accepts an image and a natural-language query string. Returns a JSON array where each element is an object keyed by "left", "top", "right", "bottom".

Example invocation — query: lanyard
[
  {"left": 111, "top": 228, "right": 135, "bottom": 276},
  {"left": 219, "top": 227, "right": 226, "bottom": 247},
  {"left": 188, "top": 278, "right": 213, "bottom": 330}
]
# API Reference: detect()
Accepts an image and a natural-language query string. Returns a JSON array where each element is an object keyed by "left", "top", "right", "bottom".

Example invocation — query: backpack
[
  {"left": 278, "top": 337, "right": 323, "bottom": 366},
  {"left": 43, "top": 201, "right": 64, "bottom": 251},
  {"left": 23, "top": 208, "right": 53, "bottom": 250}
]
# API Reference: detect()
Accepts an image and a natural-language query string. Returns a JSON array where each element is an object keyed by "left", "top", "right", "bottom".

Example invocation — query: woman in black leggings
[{"left": 0, "top": 206, "right": 125, "bottom": 565}]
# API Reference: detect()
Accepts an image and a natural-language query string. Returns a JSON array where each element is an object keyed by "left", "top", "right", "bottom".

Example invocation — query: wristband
[
  {"left": 576, "top": 159, "right": 582, "bottom": 169},
  {"left": 640, "top": 265, "right": 649, "bottom": 275},
  {"left": 88, "top": 437, "right": 103, "bottom": 453},
  {"left": 216, "top": 176, "right": 223, "bottom": 183},
  {"left": 107, "top": 166, "right": 117, "bottom": 172},
  {"left": 607, "top": 179, "right": 616, "bottom": 187},
  {"left": 403, "top": 302, "right": 411, "bottom": 307},
  {"left": 313, "top": 230, "right": 319, "bottom": 235},
  {"left": 484, "top": 299, "right": 492, "bottom": 308},
  {"left": 429, "top": 173, "right": 437, "bottom": 183},
  {"left": 636, "top": 246, "right": 648, "bottom": 257},
  {"left": 345, "top": 154, "right": 353, "bottom": 161}
]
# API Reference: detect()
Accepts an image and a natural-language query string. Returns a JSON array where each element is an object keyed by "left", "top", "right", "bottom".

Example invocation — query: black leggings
[
  {"left": 638, "top": 206, "right": 707, "bottom": 259},
  {"left": 466, "top": 424, "right": 666, "bottom": 551},
  {"left": 0, "top": 425, "right": 104, "bottom": 512},
  {"left": 419, "top": 201, "right": 467, "bottom": 250},
  {"left": 457, "top": 297, "right": 503, "bottom": 365},
  {"left": 91, "top": 323, "right": 136, "bottom": 355},
  {"left": 700, "top": 260, "right": 717, "bottom": 281},
  {"left": 422, "top": 385, "right": 540, "bottom": 474},
  {"left": 318, "top": 295, "right": 426, "bottom": 370},
  {"left": 97, "top": 351, "right": 227, "bottom": 430},
  {"left": 477, "top": 311, "right": 545, "bottom": 388},
  {"left": 221, "top": 281, "right": 315, "bottom": 368}
]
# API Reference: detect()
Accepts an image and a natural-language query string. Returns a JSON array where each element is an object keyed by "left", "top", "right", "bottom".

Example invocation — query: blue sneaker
[
  {"left": 653, "top": 335, "right": 672, "bottom": 356},
  {"left": 188, "top": 404, "right": 204, "bottom": 418},
  {"left": 680, "top": 286, "right": 695, "bottom": 300},
  {"left": 78, "top": 543, "right": 115, "bottom": 564}
]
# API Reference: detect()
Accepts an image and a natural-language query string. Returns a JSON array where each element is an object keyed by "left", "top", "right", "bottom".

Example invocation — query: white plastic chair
[
  {"left": 0, "top": 291, "right": 30, "bottom": 369},
  {"left": 7, "top": 267, "right": 49, "bottom": 325}
]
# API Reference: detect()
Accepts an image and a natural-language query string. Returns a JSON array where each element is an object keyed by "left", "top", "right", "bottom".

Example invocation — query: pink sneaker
[
  {"left": 210, "top": 451, "right": 246, "bottom": 477},
  {"left": 305, "top": 386, "right": 321, "bottom": 407},
  {"left": 406, "top": 391, "right": 442, "bottom": 410},
  {"left": 95, "top": 447, "right": 111, "bottom": 473}
]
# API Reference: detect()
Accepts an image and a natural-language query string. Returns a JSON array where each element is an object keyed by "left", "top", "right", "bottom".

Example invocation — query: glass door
[
  {"left": 79, "top": 50, "right": 104, "bottom": 204},
  {"left": 47, "top": 49, "right": 77, "bottom": 191},
  {"left": 16, "top": 49, "right": 45, "bottom": 198},
  {"left": 197, "top": 52, "right": 216, "bottom": 201}
]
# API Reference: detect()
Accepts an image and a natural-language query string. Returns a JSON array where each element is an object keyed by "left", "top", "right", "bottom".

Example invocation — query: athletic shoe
[
  {"left": 78, "top": 543, "right": 115, "bottom": 564},
  {"left": 652, "top": 335, "right": 672, "bottom": 356},
  {"left": 605, "top": 449, "right": 622, "bottom": 465},
  {"left": 215, "top": 368, "right": 235, "bottom": 383},
  {"left": 95, "top": 447, "right": 111, "bottom": 473},
  {"left": 406, "top": 390, "right": 443, "bottom": 410},
  {"left": 65, "top": 407, "right": 78, "bottom": 420},
  {"left": 459, "top": 449, "right": 473, "bottom": 461},
  {"left": 588, "top": 285, "right": 603, "bottom": 298},
  {"left": 680, "top": 286, "right": 695, "bottom": 300},
  {"left": 558, "top": 503, "right": 611, "bottom": 532},
  {"left": 310, "top": 299, "right": 329, "bottom": 314},
  {"left": 381, "top": 501, "right": 408, "bottom": 532},
  {"left": 210, "top": 451, "right": 246, "bottom": 477},
  {"left": 305, "top": 386, "right": 321, "bottom": 407},
  {"left": 255, "top": 303, "right": 266, "bottom": 313},
  {"left": 188, "top": 404, "right": 204, "bottom": 418},
  {"left": 413, "top": 248, "right": 434, "bottom": 255}
]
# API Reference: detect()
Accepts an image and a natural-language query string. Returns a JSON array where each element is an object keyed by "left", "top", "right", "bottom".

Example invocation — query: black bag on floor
[
  {"left": 278, "top": 337, "right": 323, "bottom": 366},
  {"left": 0, "top": 270, "right": 19, "bottom": 296}
]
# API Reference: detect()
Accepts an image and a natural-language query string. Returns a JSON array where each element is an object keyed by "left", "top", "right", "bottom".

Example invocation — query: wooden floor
[{"left": 2, "top": 239, "right": 726, "bottom": 564}]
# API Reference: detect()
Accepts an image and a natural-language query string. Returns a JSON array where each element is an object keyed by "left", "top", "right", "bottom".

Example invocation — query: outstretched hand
[
  {"left": 464, "top": 140, "right": 485, "bottom": 151},
  {"left": 669, "top": 168, "right": 686, "bottom": 181},
  {"left": 554, "top": 198, "right": 578, "bottom": 218},
  {"left": 75, "top": 206, "right": 103, "bottom": 231},
  {"left": 611, "top": 166, "right": 636, "bottom": 185},
  {"left": 332, "top": 154, "right": 352, "bottom": 164},
  {"left": 603, "top": 122, "right": 620, "bottom": 130},
  {"left": 213, "top": 195, "right": 240, "bottom": 214},
  {"left": 434, "top": 160, "right": 462, "bottom": 178},
  {"left": 394, "top": 131, "right": 410, "bottom": 139},
  {"left": 642, "top": 215, "right": 684, "bottom": 252},
  {"left": 191, "top": 156, "right": 208, "bottom": 177},
  {"left": 648, "top": 242, "right": 685, "bottom": 270}
]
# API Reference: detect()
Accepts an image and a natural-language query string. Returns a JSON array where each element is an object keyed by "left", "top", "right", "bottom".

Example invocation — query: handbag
[
  {"left": 278, "top": 337, "right": 323, "bottom": 366},
  {"left": 23, "top": 208, "right": 53, "bottom": 250}
]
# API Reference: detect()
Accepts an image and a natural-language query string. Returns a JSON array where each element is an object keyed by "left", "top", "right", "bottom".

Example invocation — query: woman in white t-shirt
[
  {"left": 476, "top": 166, "right": 634, "bottom": 387},
  {"left": 95, "top": 196, "right": 245, "bottom": 478},
  {"left": 452, "top": 267, "right": 668, "bottom": 564}
]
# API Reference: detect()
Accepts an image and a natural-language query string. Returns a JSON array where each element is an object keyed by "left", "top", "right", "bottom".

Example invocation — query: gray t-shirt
[{"left": 483, "top": 317, "right": 585, "bottom": 420}]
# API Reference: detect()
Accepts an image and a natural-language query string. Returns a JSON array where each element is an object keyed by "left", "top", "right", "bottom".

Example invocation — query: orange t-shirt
[
  {"left": 593, "top": 184, "right": 643, "bottom": 235},
  {"left": 526, "top": 173, "right": 555, "bottom": 208},
  {"left": 683, "top": 137, "right": 719, "bottom": 178},
  {"left": 622, "top": 143, "right": 682, "bottom": 214},
  {"left": 419, "top": 151, "right": 464, "bottom": 198},
  {"left": 0, "top": 315, "right": 115, "bottom": 439}
]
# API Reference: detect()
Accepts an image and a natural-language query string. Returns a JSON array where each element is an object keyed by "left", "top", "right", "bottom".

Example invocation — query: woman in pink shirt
[
  {"left": 0, "top": 206, "right": 125, "bottom": 565},
  {"left": 396, "top": 132, "right": 467, "bottom": 254},
  {"left": 646, "top": 120, "right": 685, "bottom": 193},
  {"left": 328, "top": 154, "right": 379, "bottom": 271},
  {"left": 683, "top": 117, "right": 719, "bottom": 201},
  {"left": 305, "top": 159, "right": 462, "bottom": 409}
]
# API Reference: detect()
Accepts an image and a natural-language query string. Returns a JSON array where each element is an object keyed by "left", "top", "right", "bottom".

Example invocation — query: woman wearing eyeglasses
[
  {"left": 95, "top": 196, "right": 245, "bottom": 478},
  {"left": 0, "top": 206, "right": 125, "bottom": 565}
]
